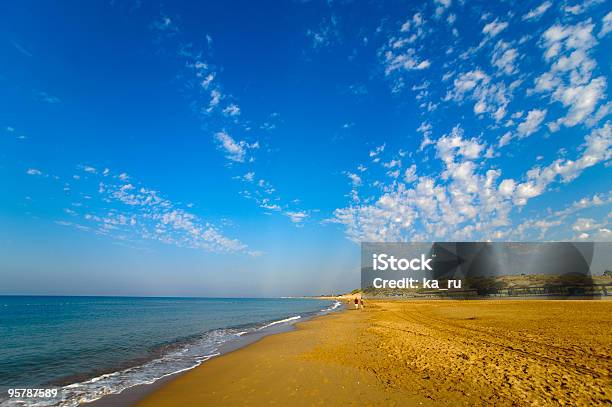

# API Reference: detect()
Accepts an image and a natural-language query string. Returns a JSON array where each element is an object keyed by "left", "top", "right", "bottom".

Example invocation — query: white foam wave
[
  {"left": 321, "top": 301, "right": 342, "bottom": 312},
  {"left": 0, "top": 330, "right": 236, "bottom": 407},
  {"left": 257, "top": 315, "right": 301, "bottom": 330},
  {"left": 0, "top": 302, "right": 338, "bottom": 407}
]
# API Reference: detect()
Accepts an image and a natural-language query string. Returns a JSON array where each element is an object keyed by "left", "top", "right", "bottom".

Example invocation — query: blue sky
[{"left": 1, "top": 0, "right": 610, "bottom": 296}]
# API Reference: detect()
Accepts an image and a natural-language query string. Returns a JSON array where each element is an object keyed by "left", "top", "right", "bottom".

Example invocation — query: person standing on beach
[{"left": 354, "top": 298, "right": 359, "bottom": 310}]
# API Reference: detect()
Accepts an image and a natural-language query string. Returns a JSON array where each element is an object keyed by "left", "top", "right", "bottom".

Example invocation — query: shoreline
[
  {"left": 81, "top": 302, "right": 342, "bottom": 407},
  {"left": 136, "top": 299, "right": 610, "bottom": 406}
]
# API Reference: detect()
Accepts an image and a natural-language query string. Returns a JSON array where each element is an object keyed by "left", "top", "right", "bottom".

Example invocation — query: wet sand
[{"left": 138, "top": 300, "right": 612, "bottom": 406}]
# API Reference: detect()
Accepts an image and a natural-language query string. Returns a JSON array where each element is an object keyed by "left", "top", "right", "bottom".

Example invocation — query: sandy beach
[{"left": 134, "top": 299, "right": 611, "bottom": 406}]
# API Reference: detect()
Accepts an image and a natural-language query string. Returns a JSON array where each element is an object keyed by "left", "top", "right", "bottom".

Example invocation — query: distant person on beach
[
  {"left": 354, "top": 298, "right": 359, "bottom": 310},
  {"left": 359, "top": 299, "right": 364, "bottom": 310}
]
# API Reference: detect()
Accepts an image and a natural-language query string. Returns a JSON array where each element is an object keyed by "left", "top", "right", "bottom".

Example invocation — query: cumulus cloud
[
  {"left": 572, "top": 217, "right": 599, "bottom": 232},
  {"left": 445, "top": 70, "right": 510, "bottom": 121},
  {"left": 533, "top": 20, "right": 606, "bottom": 129},
  {"left": 571, "top": 214, "right": 612, "bottom": 240},
  {"left": 332, "top": 120, "right": 611, "bottom": 242},
  {"left": 491, "top": 41, "right": 519, "bottom": 75},
  {"left": 333, "top": 125, "right": 510, "bottom": 242},
  {"left": 517, "top": 109, "right": 547, "bottom": 137}
]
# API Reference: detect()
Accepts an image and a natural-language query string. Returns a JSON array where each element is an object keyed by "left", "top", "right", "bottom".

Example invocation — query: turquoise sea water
[{"left": 0, "top": 296, "right": 339, "bottom": 406}]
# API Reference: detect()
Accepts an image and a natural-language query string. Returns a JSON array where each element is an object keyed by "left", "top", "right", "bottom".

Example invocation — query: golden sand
[{"left": 138, "top": 300, "right": 612, "bottom": 406}]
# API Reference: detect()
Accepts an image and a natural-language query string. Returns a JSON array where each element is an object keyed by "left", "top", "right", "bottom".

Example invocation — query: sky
[{"left": 0, "top": 0, "right": 611, "bottom": 297}]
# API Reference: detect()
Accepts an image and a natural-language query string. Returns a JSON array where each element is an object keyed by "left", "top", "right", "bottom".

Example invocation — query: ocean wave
[
  {"left": 321, "top": 301, "right": 342, "bottom": 312},
  {"left": 257, "top": 315, "right": 301, "bottom": 330},
  {"left": 0, "top": 300, "right": 338, "bottom": 407},
  {"left": 0, "top": 329, "right": 240, "bottom": 407}
]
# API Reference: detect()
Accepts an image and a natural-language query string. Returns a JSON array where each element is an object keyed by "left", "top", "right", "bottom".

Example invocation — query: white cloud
[
  {"left": 517, "top": 109, "right": 547, "bottom": 137},
  {"left": 201, "top": 73, "right": 215, "bottom": 89},
  {"left": 513, "top": 122, "right": 611, "bottom": 205},
  {"left": 553, "top": 77, "right": 606, "bottom": 129},
  {"left": 564, "top": 0, "right": 605, "bottom": 15},
  {"left": 404, "top": 164, "right": 417, "bottom": 183},
  {"left": 346, "top": 172, "right": 362, "bottom": 186},
  {"left": 417, "top": 122, "right": 434, "bottom": 151},
  {"left": 26, "top": 168, "right": 42, "bottom": 176},
  {"left": 599, "top": 12, "right": 612, "bottom": 38},
  {"left": 383, "top": 159, "right": 401, "bottom": 169},
  {"left": 58, "top": 168, "right": 254, "bottom": 254},
  {"left": 445, "top": 70, "right": 510, "bottom": 121},
  {"left": 383, "top": 48, "right": 430, "bottom": 74},
  {"left": 333, "top": 118, "right": 611, "bottom": 243},
  {"left": 333, "top": 125, "right": 510, "bottom": 242},
  {"left": 152, "top": 14, "right": 178, "bottom": 33},
  {"left": 243, "top": 172, "right": 255, "bottom": 182},
  {"left": 285, "top": 211, "right": 308, "bottom": 224},
  {"left": 533, "top": 20, "right": 606, "bottom": 129},
  {"left": 491, "top": 41, "right": 519, "bottom": 75},
  {"left": 572, "top": 217, "right": 599, "bottom": 232},
  {"left": 206, "top": 89, "right": 222, "bottom": 113},
  {"left": 222, "top": 104, "right": 241, "bottom": 117},
  {"left": 260, "top": 202, "right": 281, "bottom": 211},
  {"left": 522, "top": 1, "right": 552, "bottom": 21},
  {"left": 498, "top": 131, "right": 513, "bottom": 147},
  {"left": 482, "top": 19, "right": 508, "bottom": 38},
  {"left": 434, "top": 0, "right": 452, "bottom": 16},
  {"left": 436, "top": 125, "right": 485, "bottom": 163},
  {"left": 369, "top": 144, "right": 385, "bottom": 158},
  {"left": 510, "top": 191, "right": 612, "bottom": 240},
  {"left": 498, "top": 179, "right": 516, "bottom": 196},
  {"left": 214, "top": 131, "right": 258, "bottom": 163},
  {"left": 381, "top": 13, "right": 430, "bottom": 84}
]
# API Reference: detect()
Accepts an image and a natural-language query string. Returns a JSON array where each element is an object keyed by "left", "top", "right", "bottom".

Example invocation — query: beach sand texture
[{"left": 138, "top": 300, "right": 611, "bottom": 406}]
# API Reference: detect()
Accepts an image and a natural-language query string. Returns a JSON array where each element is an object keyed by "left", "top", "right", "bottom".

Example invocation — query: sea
[{"left": 0, "top": 296, "right": 340, "bottom": 406}]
